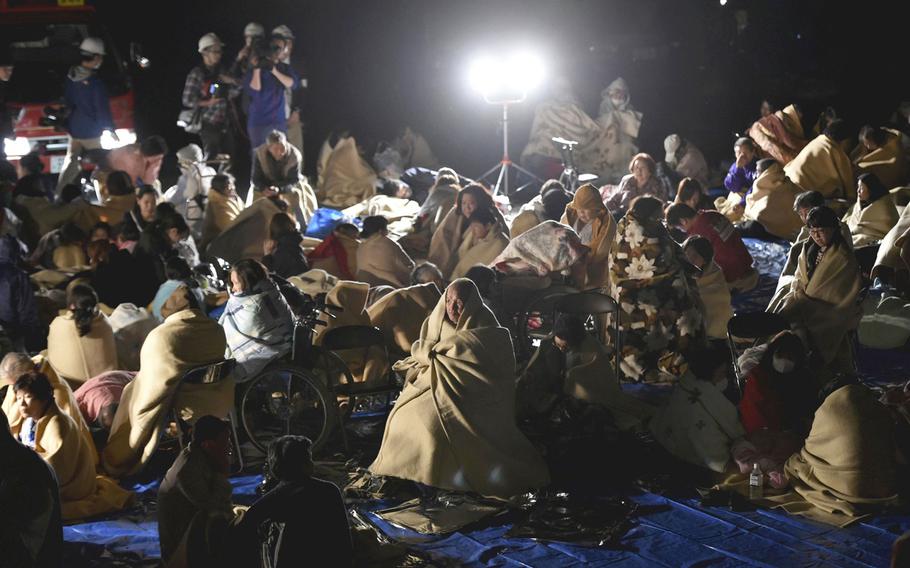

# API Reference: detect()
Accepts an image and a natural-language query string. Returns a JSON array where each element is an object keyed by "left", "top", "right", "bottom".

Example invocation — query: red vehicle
[{"left": 1, "top": 0, "right": 140, "bottom": 175}]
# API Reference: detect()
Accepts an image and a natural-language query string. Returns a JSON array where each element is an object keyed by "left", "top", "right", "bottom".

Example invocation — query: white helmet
[
  {"left": 197, "top": 33, "right": 224, "bottom": 54},
  {"left": 271, "top": 25, "right": 294, "bottom": 40},
  {"left": 79, "top": 37, "right": 105, "bottom": 56},
  {"left": 244, "top": 22, "right": 265, "bottom": 37}
]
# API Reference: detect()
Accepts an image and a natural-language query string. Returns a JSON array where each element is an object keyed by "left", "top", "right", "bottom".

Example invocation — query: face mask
[{"left": 772, "top": 354, "right": 795, "bottom": 374}]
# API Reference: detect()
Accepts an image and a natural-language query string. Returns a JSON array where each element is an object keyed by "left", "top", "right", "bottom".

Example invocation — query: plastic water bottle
[{"left": 749, "top": 463, "right": 763, "bottom": 500}]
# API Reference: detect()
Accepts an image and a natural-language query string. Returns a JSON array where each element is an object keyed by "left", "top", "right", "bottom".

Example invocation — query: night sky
[{"left": 86, "top": 0, "right": 910, "bottom": 184}]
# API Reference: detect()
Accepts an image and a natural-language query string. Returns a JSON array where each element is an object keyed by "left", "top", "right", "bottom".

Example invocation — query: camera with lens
[{"left": 251, "top": 37, "right": 276, "bottom": 70}]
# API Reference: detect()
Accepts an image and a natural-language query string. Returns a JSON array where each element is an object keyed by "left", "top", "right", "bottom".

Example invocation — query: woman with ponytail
[{"left": 47, "top": 283, "right": 118, "bottom": 387}]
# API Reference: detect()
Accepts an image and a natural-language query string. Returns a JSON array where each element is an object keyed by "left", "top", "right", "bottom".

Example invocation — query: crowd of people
[{"left": 3, "top": 28, "right": 910, "bottom": 566}]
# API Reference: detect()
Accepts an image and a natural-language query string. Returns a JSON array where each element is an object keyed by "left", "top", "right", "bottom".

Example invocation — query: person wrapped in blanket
[
  {"left": 516, "top": 314, "right": 654, "bottom": 430},
  {"left": 428, "top": 184, "right": 509, "bottom": 281},
  {"left": 219, "top": 259, "right": 295, "bottom": 382},
  {"left": 681, "top": 236, "right": 732, "bottom": 341},
  {"left": 609, "top": 196, "right": 705, "bottom": 383},
  {"left": 10, "top": 371, "right": 132, "bottom": 521},
  {"left": 560, "top": 183, "right": 615, "bottom": 290},
  {"left": 370, "top": 279, "right": 549, "bottom": 498},
  {"left": 768, "top": 206, "right": 861, "bottom": 373},
  {"left": 306, "top": 223, "right": 360, "bottom": 280},
  {"left": 842, "top": 172, "right": 899, "bottom": 248}
]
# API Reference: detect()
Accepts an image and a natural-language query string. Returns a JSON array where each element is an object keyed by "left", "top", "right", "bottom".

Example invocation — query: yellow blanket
[
  {"left": 318, "top": 136, "right": 377, "bottom": 208},
  {"left": 851, "top": 129, "right": 908, "bottom": 189},
  {"left": 72, "top": 194, "right": 136, "bottom": 231},
  {"left": 370, "top": 281, "right": 549, "bottom": 498},
  {"left": 12, "top": 195, "right": 82, "bottom": 246},
  {"left": 450, "top": 226, "right": 509, "bottom": 279},
  {"left": 743, "top": 162, "right": 804, "bottom": 240},
  {"left": 47, "top": 312, "right": 118, "bottom": 386},
  {"left": 314, "top": 281, "right": 384, "bottom": 383},
  {"left": 367, "top": 283, "right": 440, "bottom": 355},
  {"left": 769, "top": 385, "right": 899, "bottom": 526},
  {"left": 784, "top": 134, "right": 855, "bottom": 199},
  {"left": 770, "top": 240, "right": 861, "bottom": 364},
  {"left": 697, "top": 261, "right": 733, "bottom": 340},
  {"left": 3, "top": 354, "right": 98, "bottom": 465},
  {"left": 102, "top": 309, "right": 233, "bottom": 477},
  {"left": 10, "top": 403, "right": 132, "bottom": 521},
  {"left": 560, "top": 198, "right": 615, "bottom": 289},
  {"left": 874, "top": 203, "right": 910, "bottom": 271},
  {"left": 355, "top": 234, "right": 414, "bottom": 288},
  {"left": 843, "top": 197, "right": 899, "bottom": 247},
  {"left": 205, "top": 198, "right": 282, "bottom": 264},
  {"left": 200, "top": 190, "right": 244, "bottom": 250}
]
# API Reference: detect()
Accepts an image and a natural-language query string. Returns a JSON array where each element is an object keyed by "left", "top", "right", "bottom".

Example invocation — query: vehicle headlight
[{"left": 3, "top": 137, "right": 32, "bottom": 158}]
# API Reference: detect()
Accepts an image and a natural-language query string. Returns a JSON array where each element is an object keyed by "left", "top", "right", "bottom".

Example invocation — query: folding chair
[
  {"left": 555, "top": 291, "right": 622, "bottom": 379},
  {"left": 320, "top": 325, "right": 401, "bottom": 451},
  {"left": 726, "top": 312, "right": 790, "bottom": 392},
  {"left": 172, "top": 358, "right": 245, "bottom": 472}
]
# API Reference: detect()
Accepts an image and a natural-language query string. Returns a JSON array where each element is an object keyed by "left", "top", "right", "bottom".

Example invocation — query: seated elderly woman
[
  {"left": 428, "top": 183, "right": 509, "bottom": 280},
  {"left": 262, "top": 212, "right": 309, "bottom": 279},
  {"left": 606, "top": 152, "right": 671, "bottom": 215},
  {"left": 769, "top": 206, "right": 861, "bottom": 371},
  {"left": 843, "top": 172, "right": 899, "bottom": 247},
  {"left": 784, "top": 120, "right": 855, "bottom": 199},
  {"left": 102, "top": 291, "right": 233, "bottom": 477},
  {"left": 220, "top": 259, "right": 295, "bottom": 382},
  {"left": 682, "top": 236, "right": 732, "bottom": 341},
  {"left": 650, "top": 345, "right": 744, "bottom": 473},
  {"left": 46, "top": 284, "right": 118, "bottom": 387},
  {"left": 851, "top": 125, "right": 909, "bottom": 189},
  {"left": 510, "top": 179, "right": 573, "bottom": 239},
  {"left": 250, "top": 130, "right": 318, "bottom": 227},
  {"left": 370, "top": 279, "right": 549, "bottom": 498},
  {"left": 356, "top": 215, "right": 415, "bottom": 288},
  {"left": 10, "top": 371, "right": 132, "bottom": 520},
  {"left": 560, "top": 183, "right": 615, "bottom": 290},
  {"left": 307, "top": 222, "right": 360, "bottom": 280},
  {"left": 517, "top": 314, "right": 653, "bottom": 430},
  {"left": 610, "top": 196, "right": 704, "bottom": 382}
]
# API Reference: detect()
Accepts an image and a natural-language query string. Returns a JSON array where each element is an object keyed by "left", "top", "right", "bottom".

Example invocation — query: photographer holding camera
[
  {"left": 245, "top": 35, "right": 299, "bottom": 149},
  {"left": 181, "top": 33, "right": 240, "bottom": 160}
]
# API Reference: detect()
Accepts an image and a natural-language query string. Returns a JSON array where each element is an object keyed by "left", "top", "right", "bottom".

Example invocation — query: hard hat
[
  {"left": 271, "top": 25, "right": 294, "bottom": 40},
  {"left": 79, "top": 37, "right": 106, "bottom": 56},
  {"left": 197, "top": 33, "right": 224, "bottom": 54},
  {"left": 176, "top": 144, "right": 204, "bottom": 163},
  {"left": 244, "top": 22, "right": 265, "bottom": 37}
]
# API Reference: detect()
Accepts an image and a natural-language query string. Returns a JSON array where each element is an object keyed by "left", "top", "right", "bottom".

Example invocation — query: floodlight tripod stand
[{"left": 477, "top": 103, "right": 542, "bottom": 197}]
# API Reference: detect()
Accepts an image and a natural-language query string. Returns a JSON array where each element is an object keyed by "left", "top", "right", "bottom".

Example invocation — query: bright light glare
[
  {"left": 3, "top": 137, "right": 31, "bottom": 158},
  {"left": 468, "top": 51, "right": 545, "bottom": 103},
  {"left": 719, "top": 0, "right": 727, "bottom": 5},
  {"left": 100, "top": 128, "right": 137, "bottom": 150}
]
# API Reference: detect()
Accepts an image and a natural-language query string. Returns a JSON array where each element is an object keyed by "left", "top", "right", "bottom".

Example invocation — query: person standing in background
[
  {"left": 271, "top": 25, "right": 307, "bottom": 161},
  {"left": 181, "top": 33, "right": 240, "bottom": 160},
  {"left": 0, "top": 46, "right": 15, "bottom": 161},
  {"left": 245, "top": 33, "right": 299, "bottom": 150},
  {"left": 57, "top": 37, "right": 115, "bottom": 192}
]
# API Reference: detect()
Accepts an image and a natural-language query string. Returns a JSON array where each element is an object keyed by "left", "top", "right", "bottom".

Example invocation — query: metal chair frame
[{"left": 554, "top": 291, "right": 623, "bottom": 379}]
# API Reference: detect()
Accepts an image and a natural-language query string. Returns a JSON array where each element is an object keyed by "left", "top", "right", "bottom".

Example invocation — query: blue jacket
[
  {"left": 0, "top": 235, "right": 43, "bottom": 349},
  {"left": 64, "top": 70, "right": 114, "bottom": 139},
  {"left": 244, "top": 62, "right": 299, "bottom": 127}
]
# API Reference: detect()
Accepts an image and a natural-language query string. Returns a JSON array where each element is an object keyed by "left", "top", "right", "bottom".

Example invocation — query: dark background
[{"left": 84, "top": 0, "right": 909, "bottom": 184}]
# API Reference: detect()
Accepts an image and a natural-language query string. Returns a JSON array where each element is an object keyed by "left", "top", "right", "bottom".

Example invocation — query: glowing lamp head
[{"left": 469, "top": 51, "right": 544, "bottom": 104}]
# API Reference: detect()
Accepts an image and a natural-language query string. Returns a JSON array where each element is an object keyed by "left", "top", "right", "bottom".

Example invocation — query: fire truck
[{"left": 1, "top": 0, "right": 143, "bottom": 175}]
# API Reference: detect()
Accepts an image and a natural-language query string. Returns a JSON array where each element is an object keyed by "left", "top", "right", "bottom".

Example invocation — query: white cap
[
  {"left": 79, "top": 37, "right": 105, "bottom": 56},
  {"left": 244, "top": 22, "right": 265, "bottom": 37},
  {"left": 664, "top": 134, "right": 682, "bottom": 164},
  {"left": 271, "top": 25, "right": 294, "bottom": 40},
  {"left": 176, "top": 143, "right": 204, "bottom": 163},
  {"left": 197, "top": 33, "right": 224, "bottom": 54}
]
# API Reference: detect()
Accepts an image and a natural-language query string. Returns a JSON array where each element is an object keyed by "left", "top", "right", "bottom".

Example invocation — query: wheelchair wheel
[
  {"left": 515, "top": 284, "right": 578, "bottom": 362},
  {"left": 240, "top": 362, "right": 337, "bottom": 455}
]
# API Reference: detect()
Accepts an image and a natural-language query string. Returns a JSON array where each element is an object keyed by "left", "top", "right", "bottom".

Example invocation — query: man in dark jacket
[
  {"left": 0, "top": 46, "right": 14, "bottom": 160},
  {"left": 0, "top": 411, "right": 63, "bottom": 568},
  {"left": 0, "top": 212, "right": 43, "bottom": 352},
  {"left": 56, "top": 37, "right": 114, "bottom": 192}
]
